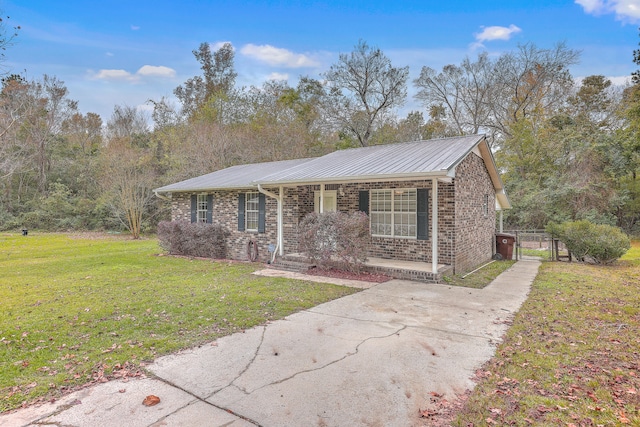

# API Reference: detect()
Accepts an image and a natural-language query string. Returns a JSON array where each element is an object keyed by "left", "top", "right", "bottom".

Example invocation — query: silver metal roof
[
  {"left": 154, "top": 158, "right": 313, "bottom": 193},
  {"left": 153, "top": 135, "right": 510, "bottom": 209},
  {"left": 256, "top": 135, "right": 485, "bottom": 184}
]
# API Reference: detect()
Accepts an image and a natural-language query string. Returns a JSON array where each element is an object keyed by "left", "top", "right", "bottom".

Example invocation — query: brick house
[{"left": 154, "top": 135, "right": 511, "bottom": 282}]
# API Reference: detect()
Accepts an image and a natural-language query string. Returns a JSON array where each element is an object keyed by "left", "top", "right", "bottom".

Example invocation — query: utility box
[{"left": 495, "top": 233, "right": 516, "bottom": 260}]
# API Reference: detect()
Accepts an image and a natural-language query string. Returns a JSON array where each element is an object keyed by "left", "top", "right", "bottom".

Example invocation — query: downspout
[
  {"left": 257, "top": 184, "right": 283, "bottom": 263},
  {"left": 432, "top": 179, "right": 438, "bottom": 274}
]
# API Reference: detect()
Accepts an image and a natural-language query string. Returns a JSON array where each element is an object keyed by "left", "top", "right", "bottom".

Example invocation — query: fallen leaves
[{"left": 142, "top": 395, "right": 160, "bottom": 406}]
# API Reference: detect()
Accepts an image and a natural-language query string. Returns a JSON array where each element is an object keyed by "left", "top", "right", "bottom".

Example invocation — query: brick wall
[
  {"left": 169, "top": 152, "right": 497, "bottom": 274},
  {"left": 453, "top": 152, "right": 497, "bottom": 274},
  {"left": 171, "top": 191, "right": 279, "bottom": 262},
  {"left": 279, "top": 180, "right": 456, "bottom": 265}
]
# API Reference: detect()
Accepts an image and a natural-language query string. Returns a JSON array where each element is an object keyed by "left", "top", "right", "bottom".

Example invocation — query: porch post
[
  {"left": 432, "top": 179, "right": 438, "bottom": 274},
  {"left": 499, "top": 210, "right": 504, "bottom": 233},
  {"left": 319, "top": 183, "right": 325, "bottom": 214},
  {"left": 278, "top": 186, "right": 284, "bottom": 256}
]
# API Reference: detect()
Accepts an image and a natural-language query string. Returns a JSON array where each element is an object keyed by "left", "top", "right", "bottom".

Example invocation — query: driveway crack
[
  {"left": 247, "top": 324, "right": 408, "bottom": 394},
  {"left": 206, "top": 324, "right": 268, "bottom": 398}
]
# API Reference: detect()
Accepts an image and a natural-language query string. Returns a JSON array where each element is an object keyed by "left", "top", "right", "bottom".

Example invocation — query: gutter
[{"left": 154, "top": 190, "right": 171, "bottom": 201}]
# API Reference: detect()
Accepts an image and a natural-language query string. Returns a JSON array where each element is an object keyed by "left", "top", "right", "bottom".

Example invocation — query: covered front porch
[
  {"left": 271, "top": 253, "right": 452, "bottom": 284},
  {"left": 260, "top": 177, "right": 449, "bottom": 280}
]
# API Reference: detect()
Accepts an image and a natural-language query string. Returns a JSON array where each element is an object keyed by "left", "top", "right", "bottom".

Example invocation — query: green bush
[
  {"left": 546, "top": 220, "right": 630, "bottom": 264},
  {"left": 298, "top": 211, "right": 370, "bottom": 272}
]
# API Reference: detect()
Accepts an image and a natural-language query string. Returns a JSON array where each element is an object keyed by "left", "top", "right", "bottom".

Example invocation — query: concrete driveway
[{"left": 1, "top": 259, "right": 539, "bottom": 427}]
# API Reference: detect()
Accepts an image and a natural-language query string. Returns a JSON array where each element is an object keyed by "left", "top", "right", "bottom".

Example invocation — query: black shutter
[
  {"left": 358, "top": 190, "right": 369, "bottom": 214},
  {"left": 238, "top": 193, "right": 245, "bottom": 231},
  {"left": 417, "top": 188, "right": 429, "bottom": 240},
  {"left": 258, "top": 193, "right": 266, "bottom": 233},
  {"left": 190, "top": 195, "right": 197, "bottom": 223},
  {"left": 206, "top": 194, "right": 213, "bottom": 224}
]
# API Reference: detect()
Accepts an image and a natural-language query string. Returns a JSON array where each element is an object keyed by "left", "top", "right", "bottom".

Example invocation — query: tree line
[{"left": 0, "top": 31, "right": 639, "bottom": 237}]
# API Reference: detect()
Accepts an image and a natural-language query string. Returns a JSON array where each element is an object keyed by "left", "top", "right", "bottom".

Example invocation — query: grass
[
  {"left": 442, "top": 260, "right": 517, "bottom": 289},
  {"left": 0, "top": 233, "right": 359, "bottom": 412},
  {"left": 451, "top": 241, "right": 640, "bottom": 426}
]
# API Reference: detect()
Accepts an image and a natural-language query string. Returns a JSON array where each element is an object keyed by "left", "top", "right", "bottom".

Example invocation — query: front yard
[
  {"left": 0, "top": 233, "right": 358, "bottom": 412},
  {"left": 446, "top": 242, "right": 640, "bottom": 426}
]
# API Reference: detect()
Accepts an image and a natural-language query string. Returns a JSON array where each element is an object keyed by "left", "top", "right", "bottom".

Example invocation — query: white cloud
[
  {"left": 91, "top": 65, "right": 177, "bottom": 82},
  {"left": 210, "top": 41, "right": 234, "bottom": 51},
  {"left": 93, "top": 69, "right": 135, "bottom": 81},
  {"left": 131, "top": 25, "right": 140, "bottom": 31},
  {"left": 475, "top": 24, "right": 522, "bottom": 42},
  {"left": 607, "top": 75, "right": 632, "bottom": 85},
  {"left": 240, "top": 44, "right": 320, "bottom": 68},
  {"left": 576, "top": 0, "right": 603, "bottom": 13},
  {"left": 266, "top": 72, "right": 289, "bottom": 81},
  {"left": 137, "top": 65, "right": 176, "bottom": 78},
  {"left": 576, "top": 0, "right": 640, "bottom": 22}
]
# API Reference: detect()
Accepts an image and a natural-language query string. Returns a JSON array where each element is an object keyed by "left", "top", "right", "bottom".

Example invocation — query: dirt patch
[{"left": 305, "top": 266, "right": 391, "bottom": 283}]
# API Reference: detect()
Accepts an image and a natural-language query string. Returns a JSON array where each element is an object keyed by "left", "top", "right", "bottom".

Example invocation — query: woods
[{"left": 1, "top": 36, "right": 639, "bottom": 236}]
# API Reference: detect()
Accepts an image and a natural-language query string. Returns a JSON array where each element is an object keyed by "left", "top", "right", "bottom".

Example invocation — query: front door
[{"left": 314, "top": 190, "right": 337, "bottom": 213}]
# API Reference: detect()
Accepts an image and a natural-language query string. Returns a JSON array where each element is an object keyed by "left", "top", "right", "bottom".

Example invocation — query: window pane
[
  {"left": 245, "top": 192, "right": 259, "bottom": 231},
  {"left": 197, "top": 194, "right": 208, "bottom": 223}
]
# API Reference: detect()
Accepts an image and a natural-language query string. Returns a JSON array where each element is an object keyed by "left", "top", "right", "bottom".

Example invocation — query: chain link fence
[{"left": 503, "top": 229, "right": 567, "bottom": 260}]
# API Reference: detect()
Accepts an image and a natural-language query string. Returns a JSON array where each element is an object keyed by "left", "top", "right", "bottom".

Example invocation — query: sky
[{"left": 3, "top": 0, "right": 639, "bottom": 123}]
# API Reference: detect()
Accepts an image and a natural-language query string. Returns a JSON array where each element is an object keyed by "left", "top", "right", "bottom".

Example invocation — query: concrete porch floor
[{"left": 278, "top": 253, "right": 450, "bottom": 282}]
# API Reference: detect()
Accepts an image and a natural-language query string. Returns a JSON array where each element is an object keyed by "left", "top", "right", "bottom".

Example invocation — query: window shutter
[
  {"left": 417, "top": 188, "right": 429, "bottom": 240},
  {"left": 238, "top": 193, "right": 245, "bottom": 231},
  {"left": 190, "top": 195, "right": 197, "bottom": 223},
  {"left": 206, "top": 194, "right": 213, "bottom": 224},
  {"left": 258, "top": 193, "right": 266, "bottom": 233},
  {"left": 358, "top": 190, "right": 369, "bottom": 214}
]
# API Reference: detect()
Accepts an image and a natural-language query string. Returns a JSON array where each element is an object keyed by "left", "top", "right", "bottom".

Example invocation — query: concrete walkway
[{"left": 0, "top": 259, "right": 540, "bottom": 427}]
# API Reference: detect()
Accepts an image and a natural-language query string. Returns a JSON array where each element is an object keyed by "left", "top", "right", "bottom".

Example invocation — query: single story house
[{"left": 154, "top": 134, "right": 511, "bottom": 282}]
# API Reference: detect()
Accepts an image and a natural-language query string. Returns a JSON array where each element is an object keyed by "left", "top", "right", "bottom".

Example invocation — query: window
[
  {"left": 245, "top": 192, "right": 260, "bottom": 231},
  {"left": 371, "top": 189, "right": 417, "bottom": 238},
  {"left": 483, "top": 194, "right": 489, "bottom": 217},
  {"left": 197, "top": 194, "right": 208, "bottom": 223}
]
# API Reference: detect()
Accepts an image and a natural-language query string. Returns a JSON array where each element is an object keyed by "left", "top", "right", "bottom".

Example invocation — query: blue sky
[{"left": 3, "top": 0, "right": 639, "bottom": 122}]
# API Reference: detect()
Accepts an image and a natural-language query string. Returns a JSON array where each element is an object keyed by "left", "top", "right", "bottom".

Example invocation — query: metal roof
[
  {"left": 256, "top": 135, "right": 485, "bottom": 185},
  {"left": 153, "top": 158, "right": 313, "bottom": 193},
  {"left": 154, "top": 135, "right": 511, "bottom": 209}
]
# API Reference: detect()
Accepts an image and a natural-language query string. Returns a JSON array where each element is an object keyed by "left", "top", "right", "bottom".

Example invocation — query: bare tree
[
  {"left": 6, "top": 75, "right": 78, "bottom": 193},
  {"left": 414, "top": 52, "right": 493, "bottom": 137},
  {"left": 489, "top": 42, "right": 580, "bottom": 140},
  {"left": 322, "top": 40, "right": 409, "bottom": 147},
  {"left": 414, "top": 43, "right": 580, "bottom": 147},
  {"left": 100, "top": 105, "right": 155, "bottom": 238},
  {"left": 105, "top": 104, "right": 149, "bottom": 144}
]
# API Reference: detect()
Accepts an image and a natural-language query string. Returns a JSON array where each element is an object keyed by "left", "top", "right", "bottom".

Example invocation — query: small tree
[{"left": 298, "top": 211, "right": 370, "bottom": 272}]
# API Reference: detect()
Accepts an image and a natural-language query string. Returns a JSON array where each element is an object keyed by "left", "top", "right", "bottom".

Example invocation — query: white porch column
[
  {"left": 319, "top": 183, "right": 325, "bottom": 214},
  {"left": 278, "top": 186, "right": 284, "bottom": 256},
  {"left": 499, "top": 210, "right": 504, "bottom": 233},
  {"left": 432, "top": 179, "right": 438, "bottom": 274}
]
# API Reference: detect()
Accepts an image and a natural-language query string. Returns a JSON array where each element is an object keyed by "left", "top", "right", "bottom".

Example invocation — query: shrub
[
  {"left": 546, "top": 220, "right": 630, "bottom": 264},
  {"left": 157, "top": 220, "right": 229, "bottom": 259},
  {"left": 298, "top": 211, "right": 370, "bottom": 272}
]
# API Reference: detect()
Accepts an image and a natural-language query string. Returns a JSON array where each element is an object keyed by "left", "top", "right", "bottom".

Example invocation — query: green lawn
[
  {"left": 0, "top": 233, "right": 358, "bottom": 412},
  {"left": 450, "top": 242, "right": 640, "bottom": 426}
]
